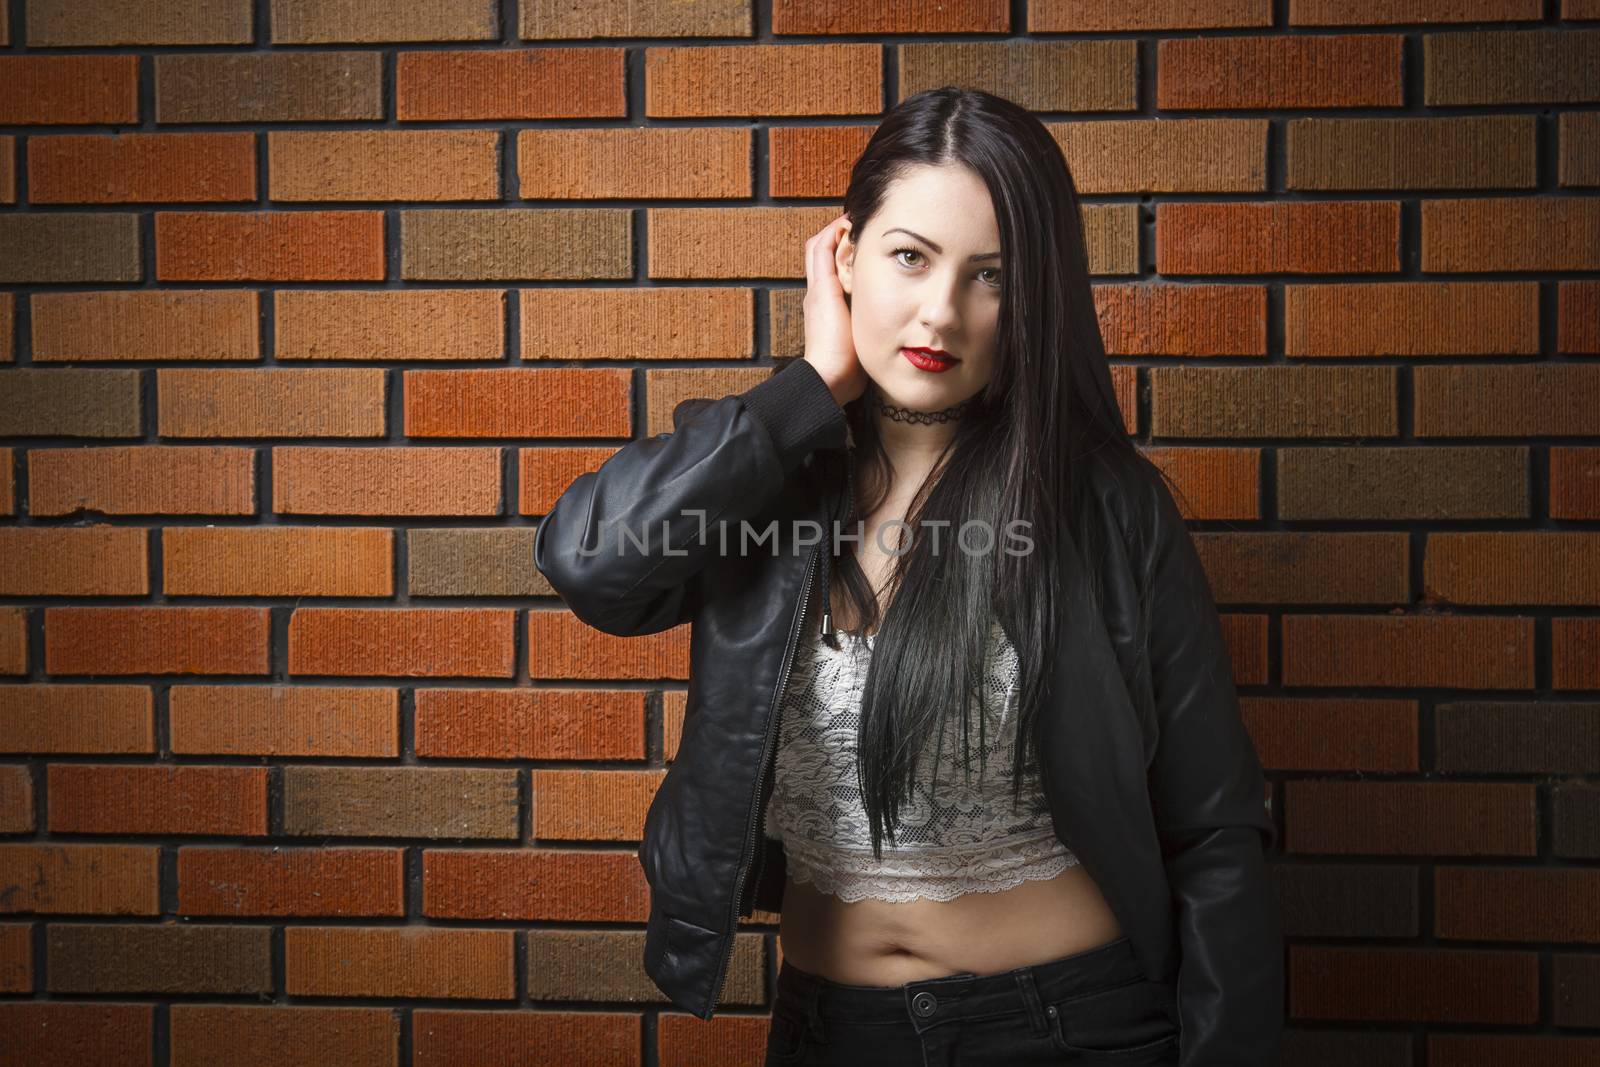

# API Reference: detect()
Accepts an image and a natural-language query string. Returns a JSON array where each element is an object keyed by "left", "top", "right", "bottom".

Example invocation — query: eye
[
  {"left": 894, "top": 245, "right": 1003, "bottom": 289},
  {"left": 891, "top": 245, "right": 924, "bottom": 268},
  {"left": 978, "top": 267, "right": 1002, "bottom": 288}
]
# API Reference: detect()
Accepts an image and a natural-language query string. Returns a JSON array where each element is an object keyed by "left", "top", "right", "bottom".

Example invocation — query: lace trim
[{"left": 782, "top": 827, "right": 1081, "bottom": 904}]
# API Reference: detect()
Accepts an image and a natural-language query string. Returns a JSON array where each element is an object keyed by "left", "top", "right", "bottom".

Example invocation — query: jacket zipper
[{"left": 709, "top": 447, "right": 851, "bottom": 1013}]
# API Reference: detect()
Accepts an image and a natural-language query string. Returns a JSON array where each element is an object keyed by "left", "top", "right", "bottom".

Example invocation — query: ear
[{"left": 835, "top": 223, "right": 856, "bottom": 296}]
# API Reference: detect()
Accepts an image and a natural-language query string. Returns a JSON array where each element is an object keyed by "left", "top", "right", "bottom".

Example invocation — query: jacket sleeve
[
  {"left": 532, "top": 358, "right": 848, "bottom": 637},
  {"left": 1139, "top": 471, "right": 1283, "bottom": 1067}
]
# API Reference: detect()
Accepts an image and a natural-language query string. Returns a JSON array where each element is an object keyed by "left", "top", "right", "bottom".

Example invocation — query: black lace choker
[{"left": 873, "top": 395, "right": 975, "bottom": 425}]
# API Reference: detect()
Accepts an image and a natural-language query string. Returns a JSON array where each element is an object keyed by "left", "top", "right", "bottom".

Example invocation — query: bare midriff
[{"left": 775, "top": 862, "right": 1125, "bottom": 986}]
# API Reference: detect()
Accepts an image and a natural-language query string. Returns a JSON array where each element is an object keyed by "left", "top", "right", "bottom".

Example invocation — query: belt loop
[
  {"left": 1014, "top": 968, "right": 1049, "bottom": 1037},
  {"left": 800, "top": 972, "right": 827, "bottom": 1043}
]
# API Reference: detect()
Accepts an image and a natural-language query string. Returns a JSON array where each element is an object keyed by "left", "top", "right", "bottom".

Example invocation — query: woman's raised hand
[{"left": 802, "top": 214, "right": 868, "bottom": 406}]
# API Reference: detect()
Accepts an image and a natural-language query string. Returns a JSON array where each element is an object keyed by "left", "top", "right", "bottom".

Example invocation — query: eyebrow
[{"left": 882, "top": 227, "right": 1001, "bottom": 262}]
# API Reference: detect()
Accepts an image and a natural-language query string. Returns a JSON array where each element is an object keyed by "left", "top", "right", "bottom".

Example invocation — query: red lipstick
[{"left": 902, "top": 347, "right": 959, "bottom": 373}]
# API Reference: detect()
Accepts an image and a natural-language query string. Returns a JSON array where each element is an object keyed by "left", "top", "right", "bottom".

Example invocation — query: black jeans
[{"left": 763, "top": 934, "right": 1180, "bottom": 1066}]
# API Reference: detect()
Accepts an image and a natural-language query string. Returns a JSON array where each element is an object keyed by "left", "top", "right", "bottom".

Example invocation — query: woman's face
[{"left": 835, "top": 162, "right": 1004, "bottom": 412}]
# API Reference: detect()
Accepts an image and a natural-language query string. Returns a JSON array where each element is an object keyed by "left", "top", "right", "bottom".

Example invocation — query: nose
[{"left": 918, "top": 276, "right": 963, "bottom": 340}]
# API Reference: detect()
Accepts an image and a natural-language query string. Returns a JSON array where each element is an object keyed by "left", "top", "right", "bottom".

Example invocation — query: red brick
[
  {"left": 772, "top": 0, "right": 1005, "bottom": 33},
  {"left": 424, "top": 848, "right": 649, "bottom": 922},
  {"left": 1156, "top": 201, "right": 1400, "bottom": 275},
  {"left": 158, "top": 368, "right": 387, "bottom": 437},
  {"left": 0, "top": 922, "right": 31, "bottom": 991},
  {"left": 647, "top": 205, "right": 846, "bottom": 278},
  {"left": 0, "top": 1003, "right": 154, "bottom": 1063},
  {"left": 1414, "top": 364, "right": 1600, "bottom": 436},
  {"left": 517, "top": 127, "right": 748, "bottom": 199},
  {"left": 415, "top": 688, "right": 645, "bottom": 760},
  {"left": 1286, "top": 281, "right": 1538, "bottom": 357},
  {"left": 0, "top": 450, "right": 10, "bottom": 517},
  {"left": 528, "top": 610, "right": 689, "bottom": 680},
  {"left": 45, "top": 607, "right": 271, "bottom": 676},
  {"left": 520, "top": 287, "right": 754, "bottom": 360},
  {"left": 1290, "top": 0, "right": 1542, "bottom": 24},
  {"left": 169, "top": 1004, "right": 397, "bottom": 1066},
  {"left": 275, "top": 288, "right": 505, "bottom": 361},
  {"left": 1560, "top": 111, "right": 1600, "bottom": 186},
  {"left": 0, "top": 528, "right": 147, "bottom": 597},
  {"left": 1095, "top": 283, "right": 1267, "bottom": 356},
  {"left": 164, "top": 527, "right": 393, "bottom": 597},
  {"left": 1283, "top": 614, "right": 1534, "bottom": 689},
  {"left": 29, "top": 132, "right": 255, "bottom": 203},
  {"left": 0, "top": 56, "right": 140, "bottom": 125},
  {"left": 532, "top": 769, "right": 663, "bottom": 841},
  {"left": 1422, "top": 197, "right": 1600, "bottom": 272},
  {"left": 0, "top": 843, "right": 160, "bottom": 915},
  {"left": 0, "top": 764, "right": 31, "bottom": 834},
  {"left": 1424, "top": 532, "right": 1600, "bottom": 606},
  {"left": 1286, "top": 780, "right": 1537, "bottom": 856},
  {"left": 1033, "top": 0, "right": 1270, "bottom": 29},
  {"left": 0, "top": 137, "right": 14, "bottom": 205},
  {"left": 48, "top": 764, "right": 268, "bottom": 836},
  {"left": 1159, "top": 35, "right": 1403, "bottom": 110},
  {"left": 155, "top": 210, "right": 385, "bottom": 281},
  {"left": 1140, "top": 447, "right": 1260, "bottom": 520},
  {"left": 1289, "top": 945, "right": 1538, "bottom": 1023},
  {"left": 397, "top": 48, "right": 626, "bottom": 121},
  {"left": 1437, "top": 867, "right": 1600, "bottom": 942},
  {"left": 0, "top": 609, "right": 24, "bottom": 676},
  {"left": 646, "top": 44, "right": 880, "bottom": 117},
  {"left": 404, "top": 368, "right": 630, "bottom": 437},
  {"left": 272, "top": 447, "right": 501, "bottom": 516},
  {"left": 178, "top": 846, "right": 405, "bottom": 917},
  {"left": 768, "top": 125, "right": 876, "bottom": 198},
  {"left": 1550, "top": 447, "right": 1600, "bottom": 520},
  {"left": 899, "top": 41, "right": 1134, "bottom": 112},
  {"left": 270, "top": 129, "right": 499, "bottom": 201},
  {"left": 31, "top": 289, "right": 260, "bottom": 362},
  {"left": 288, "top": 608, "right": 515, "bottom": 677},
  {"left": 1560, "top": 281, "right": 1599, "bottom": 353},
  {"left": 658, "top": 1013, "right": 772, "bottom": 1067},
  {"left": 285, "top": 926, "right": 514, "bottom": 999},
  {"left": 29, "top": 446, "right": 255, "bottom": 517},
  {"left": 169, "top": 685, "right": 398, "bottom": 757},
  {"left": 1553, "top": 618, "right": 1600, "bottom": 690},
  {"left": 0, "top": 685, "right": 153, "bottom": 755},
  {"left": 1240, "top": 696, "right": 1418, "bottom": 773},
  {"left": 46, "top": 922, "right": 273, "bottom": 994}
]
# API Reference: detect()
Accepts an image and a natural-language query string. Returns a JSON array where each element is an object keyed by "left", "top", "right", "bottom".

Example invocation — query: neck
[{"left": 869, "top": 391, "right": 970, "bottom": 469}]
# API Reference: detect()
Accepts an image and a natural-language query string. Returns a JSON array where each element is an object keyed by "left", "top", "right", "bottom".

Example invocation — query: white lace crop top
[{"left": 761, "top": 616, "right": 1079, "bottom": 903}]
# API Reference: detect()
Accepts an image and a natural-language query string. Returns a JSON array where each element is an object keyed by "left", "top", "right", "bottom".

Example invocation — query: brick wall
[{"left": 0, "top": 1, "right": 1597, "bottom": 1064}]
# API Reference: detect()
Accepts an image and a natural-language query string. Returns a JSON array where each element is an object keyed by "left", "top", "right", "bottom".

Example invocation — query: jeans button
[{"left": 911, "top": 990, "right": 937, "bottom": 1017}]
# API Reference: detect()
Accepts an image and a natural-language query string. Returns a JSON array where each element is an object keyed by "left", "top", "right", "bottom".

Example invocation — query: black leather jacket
[{"left": 533, "top": 358, "right": 1282, "bottom": 1066}]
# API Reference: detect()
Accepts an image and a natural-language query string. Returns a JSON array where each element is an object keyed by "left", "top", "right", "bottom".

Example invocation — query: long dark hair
[{"left": 830, "top": 86, "right": 1188, "bottom": 860}]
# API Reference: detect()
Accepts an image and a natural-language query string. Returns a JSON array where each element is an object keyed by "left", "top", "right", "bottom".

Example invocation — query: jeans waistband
[{"left": 774, "top": 934, "right": 1145, "bottom": 1031}]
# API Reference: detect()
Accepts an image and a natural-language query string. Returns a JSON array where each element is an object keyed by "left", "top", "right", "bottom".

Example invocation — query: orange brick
[
  {"left": 1422, "top": 197, "right": 1600, "bottom": 272},
  {"left": 1560, "top": 281, "right": 1599, "bottom": 353},
  {"left": 899, "top": 40, "right": 1135, "bottom": 111},
  {"left": 1290, "top": 0, "right": 1541, "bottom": 24},
  {"left": 0, "top": 136, "right": 13, "bottom": 204},
  {"left": 287, "top": 608, "right": 516, "bottom": 677},
  {"left": 276, "top": 288, "right": 505, "bottom": 361},
  {"left": 768, "top": 124, "right": 876, "bottom": 198},
  {"left": 423, "top": 848, "right": 648, "bottom": 923},
  {"left": 31, "top": 289, "right": 260, "bottom": 362},
  {"left": 0, "top": 609, "right": 24, "bottom": 675},
  {"left": 517, "top": 127, "right": 749, "bottom": 199},
  {"left": 528, "top": 610, "right": 689, "bottom": 680},
  {"left": 0, "top": 56, "right": 140, "bottom": 125},
  {"left": 772, "top": 0, "right": 1006, "bottom": 32},
  {"left": 1423, "top": 532, "right": 1600, "bottom": 606},
  {"left": 647, "top": 205, "right": 840, "bottom": 278},
  {"left": 515, "top": 0, "right": 748, "bottom": 37},
  {"left": 170, "top": 685, "right": 399, "bottom": 757},
  {"left": 164, "top": 527, "right": 393, "bottom": 597},
  {"left": 269, "top": 129, "right": 499, "bottom": 201},
  {"left": 168, "top": 1005, "right": 397, "bottom": 1065},
  {"left": 645, "top": 44, "right": 880, "bottom": 117},
  {"left": 1286, "top": 281, "right": 1539, "bottom": 357},
  {"left": 29, "top": 132, "right": 255, "bottom": 203},
  {"left": 1156, "top": 201, "right": 1401, "bottom": 275},
  {"left": 1553, "top": 618, "right": 1600, "bottom": 690},
  {"left": 531, "top": 769, "right": 664, "bottom": 841},
  {"left": 158, "top": 368, "right": 387, "bottom": 437},
  {"left": 285, "top": 926, "right": 514, "bottom": 999},
  {"left": 414, "top": 688, "right": 645, "bottom": 760},
  {"left": 0, "top": 843, "right": 160, "bottom": 915},
  {"left": 0, "top": 449, "right": 12, "bottom": 514},
  {"left": 29, "top": 446, "right": 256, "bottom": 517},
  {"left": 518, "top": 446, "right": 617, "bottom": 514},
  {"left": 0, "top": 685, "right": 154, "bottom": 755},
  {"left": 0, "top": 1003, "right": 154, "bottom": 1059},
  {"left": 0, "top": 528, "right": 148, "bottom": 597},
  {"left": 1095, "top": 282, "right": 1268, "bottom": 356},
  {"left": 177, "top": 846, "right": 405, "bottom": 916},
  {"left": 1551, "top": 447, "right": 1600, "bottom": 520},
  {"left": 396, "top": 48, "right": 626, "bottom": 121},
  {"left": 1034, "top": 0, "right": 1269, "bottom": 29},
  {"left": 45, "top": 607, "right": 271, "bottom": 676},
  {"left": 404, "top": 368, "right": 630, "bottom": 437},
  {"left": 272, "top": 447, "right": 501, "bottom": 516},
  {"left": 520, "top": 287, "right": 753, "bottom": 360},
  {"left": 1159, "top": 34, "right": 1403, "bottom": 110},
  {"left": 274, "top": 0, "right": 497, "bottom": 43},
  {"left": 1283, "top": 614, "right": 1535, "bottom": 689},
  {"left": 48, "top": 764, "right": 267, "bottom": 836},
  {"left": 155, "top": 210, "right": 385, "bottom": 281}
]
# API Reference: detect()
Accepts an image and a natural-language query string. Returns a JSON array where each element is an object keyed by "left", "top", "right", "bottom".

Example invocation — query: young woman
[{"left": 535, "top": 88, "right": 1281, "bottom": 1066}]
